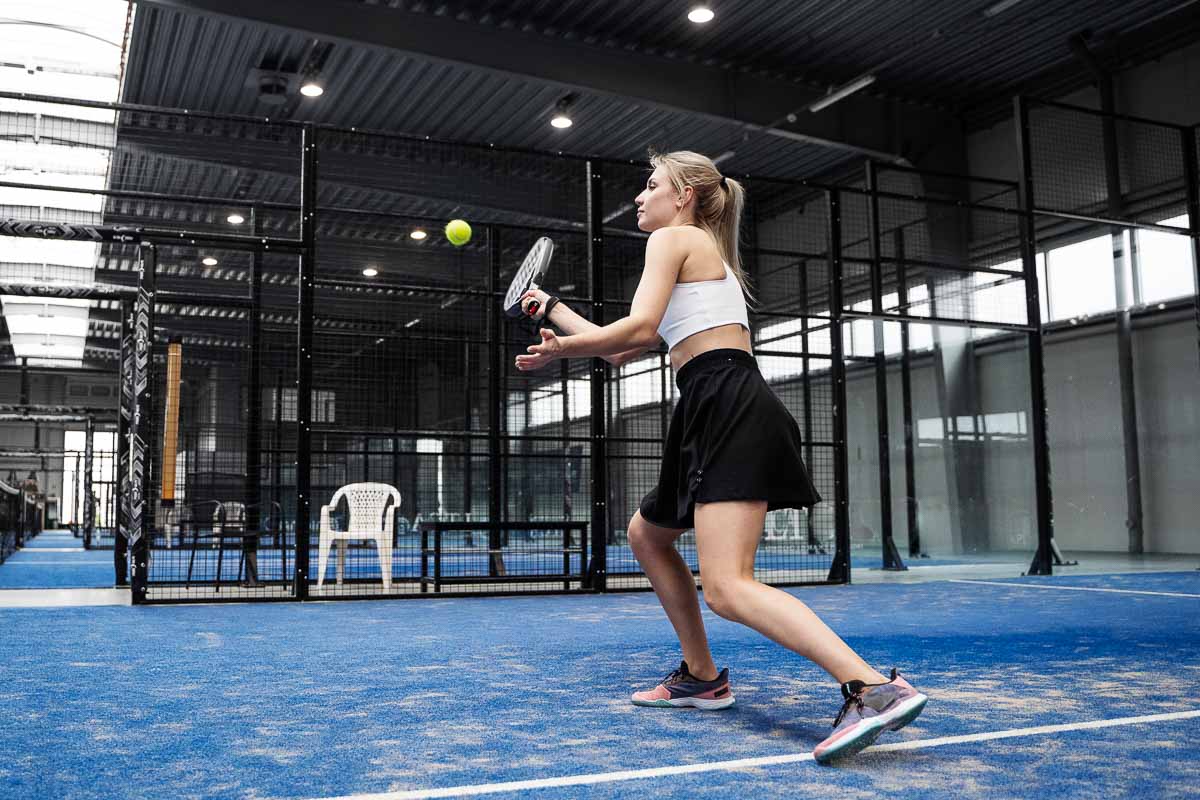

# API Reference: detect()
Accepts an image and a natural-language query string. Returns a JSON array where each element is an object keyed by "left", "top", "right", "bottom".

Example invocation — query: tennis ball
[{"left": 445, "top": 219, "right": 472, "bottom": 246}]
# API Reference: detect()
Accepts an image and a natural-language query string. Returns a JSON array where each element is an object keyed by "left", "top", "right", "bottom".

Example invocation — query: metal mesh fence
[
  {"left": 4, "top": 92, "right": 864, "bottom": 599},
  {"left": 1027, "top": 100, "right": 1190, "bottom": 229}
]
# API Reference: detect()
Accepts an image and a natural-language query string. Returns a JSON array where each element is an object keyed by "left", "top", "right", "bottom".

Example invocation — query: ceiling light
[
  {"left": 202, "top": 256, "right": 219, "bottom": 266},
  {"left": 362, "top": 267, "right": 378, "bottom": 277},
  {"left": 227, "top": 213, "right": 245, "bottom": 225},
  {"left": 410, "top": 229, "right": 427, "bottom": 240},
  {"left": 405, "top": 318, "right": 421, "bottom": 328},
  {"left": 982, "top": 0, "right": 1027, "bottom": 18},
  {"left": 688, "top": 6, "right": 715, "bottom": 23},
  {"left": 808, "top": 74, "right": 877, "bottom": 113},
  {"left": 300, "top": 82, "right": 324, "bottom": 97},
  {"left": 551, "top": 94, "right": 575, "bottom": 129}
]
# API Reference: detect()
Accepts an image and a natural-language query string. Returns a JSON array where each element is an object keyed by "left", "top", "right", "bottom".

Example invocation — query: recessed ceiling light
[
  {"left": 410, "top": 229, "right": 427, "bottom": 240},
  {"left": 227, "top": 213, "right": 245, "bottom": 225},
  {"left": 688, "top": 6, "right": 715, "bottom": 23},
  {"left": 202, "top": 256, "right": 219, "bottom": 266},
  {"left": 362, "top": 267, "right": 379, "bottom": 277},
  {"left": 551, "top": 114, "right": 573, "bottom": 129},
  {"left": 300, "top": 82, "right": 324, "bottom": 97}
]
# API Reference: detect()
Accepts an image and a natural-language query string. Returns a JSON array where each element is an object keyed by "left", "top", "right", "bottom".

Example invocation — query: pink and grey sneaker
[
  {"left": 813, "top": 669, "right": 927, "bottom": 764},
  {"left": 631, "top": 660, "right": 736, "bottom": 710}
]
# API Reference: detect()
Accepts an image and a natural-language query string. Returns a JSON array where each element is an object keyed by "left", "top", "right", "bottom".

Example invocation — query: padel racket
[{"left": 503, "top": 236, "right": 555, "bottom": 318}]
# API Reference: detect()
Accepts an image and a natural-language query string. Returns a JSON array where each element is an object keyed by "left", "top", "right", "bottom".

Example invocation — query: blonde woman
[{"left": 516, "top": 151, "right": 926, "bottom": 764}]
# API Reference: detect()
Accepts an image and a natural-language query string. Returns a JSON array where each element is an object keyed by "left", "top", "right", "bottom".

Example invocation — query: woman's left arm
[{"left": 527, "top": 229, "right": 684, "bottom": 361}]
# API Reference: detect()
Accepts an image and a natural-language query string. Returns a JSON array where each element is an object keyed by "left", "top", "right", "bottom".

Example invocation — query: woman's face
[{"left": 635, "top": 166, "right": 686, "bottom": 231}]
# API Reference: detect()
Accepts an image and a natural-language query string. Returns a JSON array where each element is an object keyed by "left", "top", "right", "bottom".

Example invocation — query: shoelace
[
  {"left": 662, "top": 667, "right": 688, "bottom": 686},
  {"left": 831, "top": 690, "right": 865, "bottom": 728}
]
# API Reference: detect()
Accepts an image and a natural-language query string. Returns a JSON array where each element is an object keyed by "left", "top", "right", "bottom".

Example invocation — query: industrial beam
[{"left": 140, "top": 0, "right": 953, "bottom": 163}]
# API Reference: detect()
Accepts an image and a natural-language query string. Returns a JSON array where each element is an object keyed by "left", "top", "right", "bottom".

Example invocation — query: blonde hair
[{"left": 648, "top": 149, "right": 754, "bottom": 304}]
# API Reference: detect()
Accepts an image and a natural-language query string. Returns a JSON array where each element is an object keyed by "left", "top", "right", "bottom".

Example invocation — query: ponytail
[{"left": 649, "top": 150, "right": 756, "bottom": 305}]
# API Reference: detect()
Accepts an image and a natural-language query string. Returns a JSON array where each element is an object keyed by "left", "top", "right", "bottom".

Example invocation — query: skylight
[{"left": 0, "top": 0, "right": 132, "bottom": 366}]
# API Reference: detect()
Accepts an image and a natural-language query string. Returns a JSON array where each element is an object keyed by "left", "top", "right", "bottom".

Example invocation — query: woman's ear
[{"left": 678, "top": 185, "right": 694, "bottom": 209}]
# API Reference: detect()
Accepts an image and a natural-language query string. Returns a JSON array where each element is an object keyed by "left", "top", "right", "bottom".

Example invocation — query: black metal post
[
  {"left": 798, "top": 259, "right": 821, "bottom": 554},
  {"left": 464, "top": 341, "right": 474, "bottom": 523},
  {"left": 1183, "top": 126, "right": 1200, "bottom": 382},
  {"left": 1015, "top": 97, "right": 1055, "bottom": 576},
  {"left": 128, "top": 243, "right": 157, "bottom": 603},
  {"left": 586, "top": 161, "right": 608, "bottom": 591},
  {"left": 246, "top": 207, "right": 264, "bottom": 532},
  {"left": 83, "top": 415, "right": 95, "bottom": 549},
  {"left": 865, "top": 162, "right": 905, "bottom": 570},
  {"left": 114, "top": 301, "right": 131, "bottom": 586},
  {"left": 896, "top": 229, "right": 921, "bottom": 557},
  {"left": 486, "top": 226, "right": 505, "bottom": 576},
  {"left": 827, "top": 190, "right": 851, "bottom": 584},
  {"left": 294, "top": 124, "right": 318, "bottom": 599}
]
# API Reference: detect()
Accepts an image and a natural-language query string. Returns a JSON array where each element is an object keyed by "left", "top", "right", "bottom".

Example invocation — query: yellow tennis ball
[{"left": 445, "top": 219, "right": 472, "bottom": 246}]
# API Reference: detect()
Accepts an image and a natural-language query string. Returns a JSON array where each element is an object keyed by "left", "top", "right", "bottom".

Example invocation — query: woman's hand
[
  {"left": 520, "top": 289, "right": 552, "bottom": 320},
  {"left": 515, "top": 328, "right": 566, "bottom": 371}
]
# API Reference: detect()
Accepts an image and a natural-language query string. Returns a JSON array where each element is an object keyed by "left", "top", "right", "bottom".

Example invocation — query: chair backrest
[
  {"left": 213, "top": 501, "right": 246, "bottom": 524},
  {"left": 330, "top": 483, "right": 401, "bottom": 534}
]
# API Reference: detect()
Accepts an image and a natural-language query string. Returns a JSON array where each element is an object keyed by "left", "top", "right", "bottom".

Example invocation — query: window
[
  {"left": 1045, "top": 235, "right": 1114, "bottom": 321},
  {"left": 264, "top": 388, "right": 335, "bottom": 423},
  {"left": 1136, "top": 215, "right": 1194, "bottom": 305}
]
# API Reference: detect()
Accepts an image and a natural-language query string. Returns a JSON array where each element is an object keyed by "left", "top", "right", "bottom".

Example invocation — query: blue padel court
[
  {"left": 1, "top": 569, "right": 1197, "bottom": 799},
  {"left": 4, "top": 1, "right": 1200, "bottom": 798}
]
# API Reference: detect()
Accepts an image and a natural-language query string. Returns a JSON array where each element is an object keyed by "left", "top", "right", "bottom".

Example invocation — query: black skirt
[{"left": 638, "top": 348, "right": 822, "bottom": 530}]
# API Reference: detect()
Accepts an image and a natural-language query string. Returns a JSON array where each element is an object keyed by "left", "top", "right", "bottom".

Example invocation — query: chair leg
[
  {"left": 377, "top": 535, "right": 393, "bottom": 591},
  {"left": 186, "top": 532, "right": 199, "bottom": 589},
  {"left": 317, "top": 531, "right": 331, "bottom": 587},
  {"left": 215, "top": 537, "right": 225, "bottom": 592},
  {"left": 336, "top": 540, "right": 346, "bottom": 585}
]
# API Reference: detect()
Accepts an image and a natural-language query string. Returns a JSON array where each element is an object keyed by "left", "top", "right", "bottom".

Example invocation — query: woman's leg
[
  {"left": 693, "top": 500, "right": 888, "bottom": 686},
  {"left": 627, "top": 511, "right": 719, "bottom": 680}
]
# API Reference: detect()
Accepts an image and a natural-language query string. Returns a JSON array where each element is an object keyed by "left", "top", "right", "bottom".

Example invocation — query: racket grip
[{"left": 526, "top": 300, "right": 541, "bottom": 317}]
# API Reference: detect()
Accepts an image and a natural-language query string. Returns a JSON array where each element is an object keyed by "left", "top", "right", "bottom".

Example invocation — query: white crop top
[{"left": 656, "top": 263, "right": 751, "bottom": 350}]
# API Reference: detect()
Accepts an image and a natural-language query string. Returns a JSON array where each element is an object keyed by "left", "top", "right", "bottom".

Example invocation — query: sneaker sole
[
  {"left": 631, "top": 694, "right": 736, "bottom": 710},
  {"left": 813, "top": 693, "right": 928, "bottom": 765}
]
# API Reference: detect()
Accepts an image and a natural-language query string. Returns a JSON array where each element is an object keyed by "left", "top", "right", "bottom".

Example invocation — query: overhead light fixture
[
  {"left": 300, "top": 82, "right": 324, "bottom": 97},
  {"left": 982, "top": 0, "right": 1027, "bottom": 18},
  {"left": 405, "top": 318, "right": 421, "bottom": 328},
  {"left": 410, "top": 229, "right": 427, "bottom": 240},
  {"left": 551, "top": 94, "right": 575, "bottom": 129},
  {"left": 202, "top": 256, "right": 219, "bottom": 266},
  {"left": 362, "top": 267, "right": 379, "bottom": 277},
  {"left": 807, "top": 74, "right": 877, "bottom": 113},
  {"left": 227, "top": 213, "right": 245, "bottom": 225},
  {"left": 688, "top": 6, "right": 715, "bottom": 23}
]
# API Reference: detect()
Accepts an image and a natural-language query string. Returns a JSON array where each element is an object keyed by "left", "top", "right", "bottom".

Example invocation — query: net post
[
  {"left": 83, "top": 414, "right": 94, "bottom": 550},
  {"left": 128, "top": 243, "right": 156, "bottom": 604}
]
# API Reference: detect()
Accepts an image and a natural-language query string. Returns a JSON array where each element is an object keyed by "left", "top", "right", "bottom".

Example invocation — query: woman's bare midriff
[{"left": 669, "top": 323, "right": 753, "bottom": 372}]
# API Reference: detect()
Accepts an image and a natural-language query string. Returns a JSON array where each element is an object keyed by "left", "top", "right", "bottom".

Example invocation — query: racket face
[{"left": 504, "top": 237, "right": 555, "bottom": 317}]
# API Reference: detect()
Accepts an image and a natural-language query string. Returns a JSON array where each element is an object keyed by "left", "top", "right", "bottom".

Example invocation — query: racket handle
[{"left": 526, "top": 299, "right": 541, "bottom": 317}]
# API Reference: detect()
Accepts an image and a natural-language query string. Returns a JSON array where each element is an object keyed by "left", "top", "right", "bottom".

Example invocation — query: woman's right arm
[{"left": 525, "top": 291, "right": 658, "bottom": 367}]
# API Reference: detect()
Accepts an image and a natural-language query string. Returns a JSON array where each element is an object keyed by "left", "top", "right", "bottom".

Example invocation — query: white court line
[
  {"left": 17, "top": 548, "right": 88, "bottom": 553},
  {"left": 312, "top": 709, "right": 1200, "bottom": 800},
  {"left": 4, "top": 561, "right": 110, "bottom": 565},
  {"left": 950, "top": 578, "right": 1200, "bottom": 598}
]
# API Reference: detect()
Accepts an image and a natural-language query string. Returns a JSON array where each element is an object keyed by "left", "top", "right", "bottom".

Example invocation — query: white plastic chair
[{"left": 318, "top": 482, "right": 400, "bottom": 590}]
